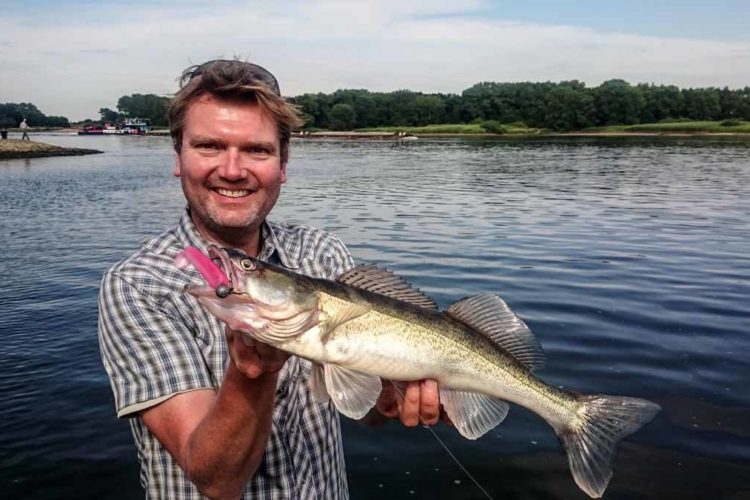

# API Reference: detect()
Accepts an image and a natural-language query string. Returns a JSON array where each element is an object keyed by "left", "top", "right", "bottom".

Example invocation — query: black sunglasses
[{"left": 187, "top": 59, "right": 281, "bottom": 96}]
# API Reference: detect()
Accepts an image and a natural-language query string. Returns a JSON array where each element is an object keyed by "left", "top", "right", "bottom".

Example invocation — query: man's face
[{"left": 174, "top": 94, "right": 286, "bottom": 242}]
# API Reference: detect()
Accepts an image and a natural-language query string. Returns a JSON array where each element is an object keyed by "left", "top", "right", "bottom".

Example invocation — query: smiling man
[{"left": 98, "top": 59, "right": 441, "bottom": 499}]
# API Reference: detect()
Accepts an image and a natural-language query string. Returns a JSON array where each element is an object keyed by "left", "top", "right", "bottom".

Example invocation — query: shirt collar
[
  {"left": 175, "top": 208, "right": 297, "bottom": 269},
  {"left": 260, "top": 220, "right": 299, "bottom": 270}
]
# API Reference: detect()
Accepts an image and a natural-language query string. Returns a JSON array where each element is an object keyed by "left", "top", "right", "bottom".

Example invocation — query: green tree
[
  {"left": 413, "top": 95, "right": 446, "bottom": 126},
  {"left": 544, "top": 85, "right": 595, "bottom": 131},
  {"left": 99, "top": 107, "right": 121, "bottom": 123},
  {"left": 682, "top": 88, "right": 721, "bottom": 120},
  {"left": 117, "top": 93, "right": 170, "bottom": 126},
  {"left": 718, "top": 87, "right": 750, "bottom": 119},
  {"left": 0, "top": 102, "right": 69, "bottom": 127},
  {"left": 638, "top": 84, "right": 684, "bottom": 122},
  {"left": 593, "top": 80, "right": 645, "bottom": 126},
  {"left": 351, "top": 94, "right": 378, "bottom": 128},
  {"left": 328, "top": 103, "right": 356, "bottom": 130},
  {"left": 45, "top": 115, "right": 70, "bottom": 127}
]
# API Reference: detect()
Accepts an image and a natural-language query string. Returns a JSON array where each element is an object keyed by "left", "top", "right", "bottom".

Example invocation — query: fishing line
[{"left": 389, "top": 381, "right": 495, "bottom": 500}]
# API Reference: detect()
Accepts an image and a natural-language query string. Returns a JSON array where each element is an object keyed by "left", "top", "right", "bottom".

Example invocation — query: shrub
[
  {"left": 720, "top": 118, "right": 742, "bottom": 127},
  {"left": 480, "top": 120, "right": 508, "bottom": 134}
]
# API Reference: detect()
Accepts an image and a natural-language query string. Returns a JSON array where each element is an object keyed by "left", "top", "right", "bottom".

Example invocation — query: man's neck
[{"left": 191, "top": 218, "right": 263, "bottom": 258}]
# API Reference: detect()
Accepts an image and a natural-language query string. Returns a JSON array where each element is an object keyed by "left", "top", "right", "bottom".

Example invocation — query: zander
[{"left": 181, "top": 245, "right": 660, "bottom": 499}]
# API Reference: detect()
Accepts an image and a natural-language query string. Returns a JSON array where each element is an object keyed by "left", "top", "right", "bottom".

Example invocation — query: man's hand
[
  {"left": 371, "top": 379, "right": 444, "bottom": 427},
  {"left": 225, "top": 327, "right": 290, "bottom": 379}
]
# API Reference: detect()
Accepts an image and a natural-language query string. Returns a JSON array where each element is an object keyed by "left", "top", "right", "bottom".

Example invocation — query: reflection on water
[{"left": 0, "top": 134, "right": 748, "bottom": 499}]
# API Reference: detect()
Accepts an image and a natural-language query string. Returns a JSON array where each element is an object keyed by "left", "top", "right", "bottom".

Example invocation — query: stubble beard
[{"left": 189, "top": 187, "right": 281, "bottom": 247}]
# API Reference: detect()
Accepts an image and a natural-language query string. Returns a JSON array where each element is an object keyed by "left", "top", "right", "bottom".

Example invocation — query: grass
[
  {"left": 581, "top": 120, "right": 750, "bottom": 134},
  {"left": 356, "top": 123, "right": 540, "bottom": 135}
]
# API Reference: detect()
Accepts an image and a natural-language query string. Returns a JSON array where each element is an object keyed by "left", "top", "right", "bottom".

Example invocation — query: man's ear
[
  {"left": 280, "top": 161, "right": 288, "bottom": 184},
  {"left": 173, "top": 155, "right": 182, "bottom": 177}
]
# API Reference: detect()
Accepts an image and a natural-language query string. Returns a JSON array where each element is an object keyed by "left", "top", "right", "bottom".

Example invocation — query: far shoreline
[{"left": 288, "top": 130, "right": 750, "bottom": 140}]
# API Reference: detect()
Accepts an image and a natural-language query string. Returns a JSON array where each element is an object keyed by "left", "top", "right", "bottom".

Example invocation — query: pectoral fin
[
  {"left": 309, "top": 362, "right": 329, "bottom": 403},
  {"left": 323, "top": 364, "right": 382, "bottom": 419},
  {"left": 439, "top": 388, "right": 509, "bottom": 439}
]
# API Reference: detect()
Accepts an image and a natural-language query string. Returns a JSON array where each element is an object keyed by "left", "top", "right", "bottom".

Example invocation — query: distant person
[
  {"left": 98, "top": 59, "right": 443, "bottom": 499},
  {"left": 20, "top": 119, "right": 30, "bottom": 140}
]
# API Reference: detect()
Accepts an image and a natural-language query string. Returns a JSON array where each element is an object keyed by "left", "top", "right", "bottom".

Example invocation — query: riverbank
[
  {"left": 0, "top": 139, "right": 102, "bottom": 160},
  {"left": 321, "top": 120, "right": 750, "bottom": 138},
  {"left": 288, "top": 130, "right": 750, "bottom": 139}
]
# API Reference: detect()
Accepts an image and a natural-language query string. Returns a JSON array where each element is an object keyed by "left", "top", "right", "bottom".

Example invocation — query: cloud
[{"left": 0, "top": 1, "right": 748, "bottom": 120}]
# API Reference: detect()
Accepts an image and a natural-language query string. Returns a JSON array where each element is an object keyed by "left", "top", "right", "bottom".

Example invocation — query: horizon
[{"left": 2, "top": 0, "right": 749, "bottom": 121}]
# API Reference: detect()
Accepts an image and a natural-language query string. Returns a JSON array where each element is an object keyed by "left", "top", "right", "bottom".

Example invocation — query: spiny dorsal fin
[
  {"left": 337, "top": 265, "right": 438, "bottom": 310},
  {"left": 447, "top": 292, "right": 545, "bottom": 371}
]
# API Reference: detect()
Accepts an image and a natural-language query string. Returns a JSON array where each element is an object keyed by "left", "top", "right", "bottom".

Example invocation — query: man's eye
[{"left": 246, "top": 147, "right": 273, "bottom": 157}]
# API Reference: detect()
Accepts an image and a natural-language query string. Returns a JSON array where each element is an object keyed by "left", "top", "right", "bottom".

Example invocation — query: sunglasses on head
[{"left": 188, "top": 59, "right": 281, "bottom": 96}]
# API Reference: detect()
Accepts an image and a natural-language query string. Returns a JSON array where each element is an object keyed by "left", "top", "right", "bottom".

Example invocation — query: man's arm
[{"left": 141, "top": 331, "right": 288, "bottom": 500}]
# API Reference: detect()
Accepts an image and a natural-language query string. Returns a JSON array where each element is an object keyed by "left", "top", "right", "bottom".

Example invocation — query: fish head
[{"left": 184, "top": 245, "right": 319, "bottom": 343}]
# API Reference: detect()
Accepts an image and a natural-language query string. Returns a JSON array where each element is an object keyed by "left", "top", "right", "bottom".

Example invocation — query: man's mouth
[{"left": 215, "top": 188, "right": 252, "bottom": 198}]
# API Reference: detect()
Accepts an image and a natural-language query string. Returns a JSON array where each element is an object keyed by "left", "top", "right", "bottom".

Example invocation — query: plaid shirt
[{"left": 98, "top": 210, "right": 354, "bottom": 499}]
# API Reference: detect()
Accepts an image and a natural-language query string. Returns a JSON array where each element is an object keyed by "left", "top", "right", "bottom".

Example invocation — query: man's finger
[
  {"left": 399, "top": 381, "right": 421, "bottom": 427},
  {"left": 419, "top": 379, "right": 440, "bottom": 425}
]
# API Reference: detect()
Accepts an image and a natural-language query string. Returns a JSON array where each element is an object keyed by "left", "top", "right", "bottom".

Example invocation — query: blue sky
[{"left": 1, "top": 0, "right": 749, "bottom": 120}]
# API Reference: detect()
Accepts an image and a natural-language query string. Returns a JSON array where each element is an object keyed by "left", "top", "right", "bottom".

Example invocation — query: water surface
[{"left": 1, "top": 134, "right": 748, "bottom": 499}]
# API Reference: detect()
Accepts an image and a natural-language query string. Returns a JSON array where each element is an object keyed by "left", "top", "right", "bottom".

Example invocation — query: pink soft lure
[{"left": 175, "top": 246, "right": 229, "bottom": 288}]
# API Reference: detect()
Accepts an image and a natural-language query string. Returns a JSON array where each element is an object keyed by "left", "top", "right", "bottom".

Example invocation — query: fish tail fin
[{"left": 554, "top": 394, "right": 660, "bottom": 498}]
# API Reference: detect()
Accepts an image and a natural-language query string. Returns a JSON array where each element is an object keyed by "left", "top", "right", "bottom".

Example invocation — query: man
[
  {"left": 98, "top": 59, "right": 440, "bottom": 499},
  {"left": 20, "top": 118, "right": 30, "bottom": 140}
]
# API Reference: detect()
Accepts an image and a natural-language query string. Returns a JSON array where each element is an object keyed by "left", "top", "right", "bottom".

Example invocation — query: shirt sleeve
[{"left": 98, "top": 269, "right": 215, "bottom": 418}]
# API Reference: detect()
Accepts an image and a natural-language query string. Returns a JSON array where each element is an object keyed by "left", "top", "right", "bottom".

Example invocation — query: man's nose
[{"left": 218, "top": 149, "right": 246, "bottom": 180}]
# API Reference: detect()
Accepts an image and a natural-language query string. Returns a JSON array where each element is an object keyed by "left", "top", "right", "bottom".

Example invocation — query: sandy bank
[{"left": 0, "top": 139, "right": 102, "bottom": 160}]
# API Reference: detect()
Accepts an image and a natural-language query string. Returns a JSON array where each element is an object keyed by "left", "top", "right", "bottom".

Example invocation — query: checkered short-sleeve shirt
[{"left": 98, "top": 211, "right": 354, "bottom": 499}]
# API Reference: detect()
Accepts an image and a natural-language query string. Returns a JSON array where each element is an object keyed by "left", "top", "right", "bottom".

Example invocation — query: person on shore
[
  {"left": 20, "top": 118, "right": 30, "bottom": 140},
  {"left": 98, "top": 59, "right": 441, "bottom": 499}
]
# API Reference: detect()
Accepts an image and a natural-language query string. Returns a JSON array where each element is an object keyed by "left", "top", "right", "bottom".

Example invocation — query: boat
[
  {"left": 77, "top": 118, "right": 151, "bottom": 136},
  {"left": 120, "top": 118, "right": 151, "bottom": 135},
  {"left": 77, "top": 125, "right": 105, "bottom": 135}
]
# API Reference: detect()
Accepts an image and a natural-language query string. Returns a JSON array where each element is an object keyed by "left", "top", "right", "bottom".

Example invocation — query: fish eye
[{"left": 240, "top": 259, "right": 255, "bottom": 271}]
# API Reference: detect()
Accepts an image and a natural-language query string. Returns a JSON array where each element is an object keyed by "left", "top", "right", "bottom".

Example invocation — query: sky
[{"left": 1, "top": 0, "right": 749, "bottom": 121}]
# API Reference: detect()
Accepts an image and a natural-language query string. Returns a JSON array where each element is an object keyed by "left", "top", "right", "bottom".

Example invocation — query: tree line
[
  {"left": 5, "top": 80, "right": 750, "bottom": 132},
  {"left": 0, "top": 103, "right": 70, "bottom": 128},
  {"left": 289, "top": 80, "right": 750, "bottom": 131}
]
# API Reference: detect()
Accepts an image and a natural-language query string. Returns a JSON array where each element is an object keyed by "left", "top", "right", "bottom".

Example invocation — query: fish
[{"left": 180, "top": 245, "right": 660, "bottom": 498}]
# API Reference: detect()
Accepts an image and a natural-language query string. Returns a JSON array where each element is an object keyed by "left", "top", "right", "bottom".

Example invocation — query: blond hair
[{"left": 168, "top": 59, "right": 303, "bottom": 163}]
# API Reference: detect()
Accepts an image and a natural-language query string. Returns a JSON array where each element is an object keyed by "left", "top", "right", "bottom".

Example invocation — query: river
[{"left": 1, "top": 134, "right": 748, "bottom": 499}]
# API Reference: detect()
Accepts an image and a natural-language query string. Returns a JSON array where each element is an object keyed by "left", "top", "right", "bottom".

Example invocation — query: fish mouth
[
  {"left": 175, "top": 245, "right": 239, "bottom": 297},
  {"left": 206, "top": 245, "right": 236, "bottom": 286}
]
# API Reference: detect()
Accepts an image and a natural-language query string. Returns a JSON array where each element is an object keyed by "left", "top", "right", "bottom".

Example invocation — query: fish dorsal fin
[
  {"left": 337, "top": 265, "right": 438, "bottom": 310},
  {"left": 447, "top": 292, "right": 545, "bottom": 371}
]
